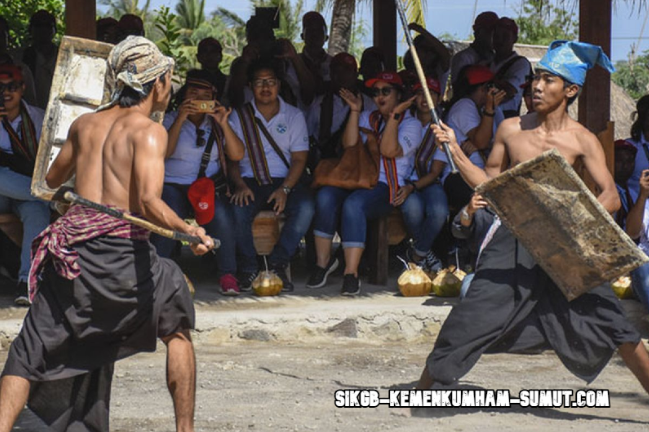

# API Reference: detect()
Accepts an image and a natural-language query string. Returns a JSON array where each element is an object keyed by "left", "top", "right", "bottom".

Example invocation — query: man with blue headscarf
[{"left": 413, "top": 41, "right": 649, "bottom": 399}]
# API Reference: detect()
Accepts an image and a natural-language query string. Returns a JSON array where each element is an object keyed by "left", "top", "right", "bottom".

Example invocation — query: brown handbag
[{"left": 311, "top": 128, "right": 380, "bottom": 190}]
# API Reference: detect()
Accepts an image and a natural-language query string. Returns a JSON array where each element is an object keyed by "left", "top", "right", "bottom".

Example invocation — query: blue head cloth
[{"left": 536, "top": 40, "right": 615, "bottom": 87}]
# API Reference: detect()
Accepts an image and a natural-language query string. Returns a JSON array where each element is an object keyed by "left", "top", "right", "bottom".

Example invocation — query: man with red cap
[
  {"left": 197, "top": 37, "right": 228, "bottom": 100},
  {"left": 151, "top": 69, "right": 245, "bottom": 296},
  {"left": 450, "top": 11, "right": 498, "bottom": 87},
  {"left": 0, "top": 64, "right": 50, "bottom": 306},
  {"left": 300, "top": 11, "right": 333, "bottom": 93},
  {"left": 490, "top": 17, "right": 532, "bottom": 118}
]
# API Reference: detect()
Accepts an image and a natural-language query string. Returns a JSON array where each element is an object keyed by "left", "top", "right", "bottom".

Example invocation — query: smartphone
[{"left": 190, "top": 100, "right": 216, "bottom": 113}]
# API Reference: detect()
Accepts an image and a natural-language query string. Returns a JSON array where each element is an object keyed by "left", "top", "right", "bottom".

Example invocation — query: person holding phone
[{"left": 626, "top": 167, "right": 649, "bottom": 313}]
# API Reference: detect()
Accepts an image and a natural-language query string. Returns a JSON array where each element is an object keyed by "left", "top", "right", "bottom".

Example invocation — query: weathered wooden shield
[
  {"left": 31, "top": 36, "right": 113, "bottom": 201},
  {"left": 475, "top": 148, "right": 648, "bottom": 301}
]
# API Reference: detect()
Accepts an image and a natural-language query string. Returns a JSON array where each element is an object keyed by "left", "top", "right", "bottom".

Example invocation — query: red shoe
[{"left": 219, "top": 274, "right": 240, "bottom": 296}]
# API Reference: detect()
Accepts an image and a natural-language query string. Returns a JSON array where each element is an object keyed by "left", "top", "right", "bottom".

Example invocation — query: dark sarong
[
  {"left": 2, "top": 236, "right": 195, "bottom": 431},
  {"left": 427, "top": 224, "right": 641, "bottom": 385}
]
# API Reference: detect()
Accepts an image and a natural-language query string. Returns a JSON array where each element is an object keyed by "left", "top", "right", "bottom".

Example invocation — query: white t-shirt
[
  {"left": 638, "top": 200, "right": 649, "bottom": 257},
  {"left": 490, "top": 51, "right": 531, "bottom": 114},
  {"left": 162, "top": 112, "right": 224, "bottom": 184},
  {"left": 358, "top": 110, "right": 422, "bottom": 186},
  {"left": 627, "top": 135, "right": 649, "bottom": 202},
  {"left": 408, "top": 123, "right": 444, "bottom": 181},
  {"left": 229, "top": 97, "right": 309, "bottom": 179},
  {"left": 450, "top": 45, "right": 494, "bottom": 85},
  {"left": 306, "top": 92, "right": 375, "bottom": 139},
  {"left": 0, "top": 102, "right": 45, "bottom": 153}
]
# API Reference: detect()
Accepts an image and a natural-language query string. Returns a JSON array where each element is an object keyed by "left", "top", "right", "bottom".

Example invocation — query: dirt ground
[{"left": 6, "top": 339, "right": 648, "bottom": 432}]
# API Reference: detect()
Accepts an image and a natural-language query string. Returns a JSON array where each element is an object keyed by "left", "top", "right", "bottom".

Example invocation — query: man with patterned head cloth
[
  {"left": 415, "top": 41, "right": 649, "bottom": 399},
  {"left": 0, "top": 36, "right": 213, "bottom": 432}
]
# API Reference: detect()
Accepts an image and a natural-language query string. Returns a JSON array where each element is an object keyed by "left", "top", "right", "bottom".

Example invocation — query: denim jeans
[
  {"left": 0, "top": 194, "right": 51, "bottom": 282},
  {"left": 313, "top": 183, "right": 392, "bottom": 248},
  {"left": 0, "top": 166, "right": 45, "bottom": 202},
  {"left": 232, "top": 177, "right": 315, "bottom": 273},
  {"left": 150, "top": 182, "right": 237, "bottom": 277},
  {"left": 631, "top": 262, "right": 649, "bottom": 313},
  {"left": 400, "top": 182, "right": 449, "bottom": 256}
]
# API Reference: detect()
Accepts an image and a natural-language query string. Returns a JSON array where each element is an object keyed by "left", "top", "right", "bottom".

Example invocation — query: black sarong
[
  {"left": 427, "top": 224, "right": 641, "bottom": 385},
  {"left": 2, "top": 236, "right": 195, "bottom": 431}
]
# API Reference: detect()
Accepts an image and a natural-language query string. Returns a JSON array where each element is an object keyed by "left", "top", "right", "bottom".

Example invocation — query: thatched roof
[{"left": 446, "top": 41, "right": 637, "bottom": 139}]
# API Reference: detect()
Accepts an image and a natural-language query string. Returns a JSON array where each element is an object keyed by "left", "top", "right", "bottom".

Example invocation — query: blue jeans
[
  {"left": 0, "top": 190, "right": 51, "bottom": 282},
  {"left": 150, "top": 183, "right": 237, "bottom": 277},
  {"left": 400, "top": 182, "right": 449, "bottom": 255},
  {"left": 459, "top": 272, "right": 475, "bottom": 299},
  {"left": 631, "top": 262, "right": 649, "bottom": 313},
  {"left": 232, "top": 177, "right": 315, "bottom": 273},
  {"left": 313, "top": 183, "right": 392, "bottom": 248},
  {"left": 0, "top": 167, "right": 46, "bottom": 202}
]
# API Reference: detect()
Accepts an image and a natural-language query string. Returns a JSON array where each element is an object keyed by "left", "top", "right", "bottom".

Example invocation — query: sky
[{"left": 106, "top": 0, "right": 649, "bottom": 63}]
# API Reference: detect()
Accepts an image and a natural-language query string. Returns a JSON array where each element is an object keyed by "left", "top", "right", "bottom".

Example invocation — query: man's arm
[
  {"left": 432, "top": 122, "right": 490, "bottom": 188},
  {"left": 626, "top": 171, "right": 649, "bottom": 239},
  {"left": 46, "top": 118, "right": 79, "bottom": 188},
  {"left": 580, "top": 132, "right": 621, "bottom": 214}
]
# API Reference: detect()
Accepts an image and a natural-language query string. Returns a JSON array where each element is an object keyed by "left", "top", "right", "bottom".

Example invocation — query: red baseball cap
[
  {"left": 615, "top": 139, "right": 638, "bottom": 155},
  {"left": 473, "top": 11, "right": 499, "bottom": 31},
  {"left": 330, "top": 52, "right": 357, "bottom": 73},
  {"left": 413, "top": 77, "right": 441, "bottom": 94},
  {"left": 187, "top": 177, "right": 215, "bottom": 225},
  {"left": 464, "top": 65, "right": 495, "bottom": 85},
  {"left": 365, "top": 71, "right": 403, "bottom": 88},
  {"left": 0, "top": 65, "right": 23, "bottom": 82}
]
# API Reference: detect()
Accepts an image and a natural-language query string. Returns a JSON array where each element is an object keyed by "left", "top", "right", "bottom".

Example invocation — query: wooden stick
[
  {"left": 393, "top": 0, "right": 458, "bottom": 173},
  {"left": 63, "top": 191, "right": 220, "bottom": 248}
]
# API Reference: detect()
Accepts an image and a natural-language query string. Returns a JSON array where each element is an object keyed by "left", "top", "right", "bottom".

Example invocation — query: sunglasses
[
  {"left": 196, "top": 128, "right": 206, "bottom": 147},
  {"left": 0, "top": 82, "right": 22, "bottom": 93},
  {"left": 252, "top": 78, "right": 278, "bottom": 88},
  {"left": 371, "top": 87, "right": 395, "bottom": 98}
]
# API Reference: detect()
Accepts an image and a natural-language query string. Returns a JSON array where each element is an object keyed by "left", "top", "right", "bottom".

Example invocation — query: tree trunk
[{"left": 328, "top": 0, "right": 355, "bottom": 55}]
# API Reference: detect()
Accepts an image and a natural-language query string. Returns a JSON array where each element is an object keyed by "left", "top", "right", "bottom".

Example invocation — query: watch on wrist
[
  {"left": 392, "top": 112, "right": 401, "bottom": 121},
  {"left": 282, "top": 185, "right": 292, "bottom": 195}
]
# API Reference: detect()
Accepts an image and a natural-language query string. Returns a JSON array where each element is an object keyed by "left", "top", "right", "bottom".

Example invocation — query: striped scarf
[
  {"left": 28, "top": 204, "right": 149, "bottom": 301},
  {"left": 236, "top": 103, "right": 272, "bottom": 185},
  {"left": 415, "top": 125, "right": 437, "bottom": 178},
  {"left": 370, "top": 111, "right": 400, "bottom": 202},
  {"left": 1, "top": 102, "right": 38, "bottom": 173}
]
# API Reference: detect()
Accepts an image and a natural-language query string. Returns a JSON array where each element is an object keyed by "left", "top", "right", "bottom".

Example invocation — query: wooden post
[
  {"left": 65, "top": 0, "right": 96, "bottom": 40},
  {"left": 373, "top": 0, "right": 397, "bottom": 70}
]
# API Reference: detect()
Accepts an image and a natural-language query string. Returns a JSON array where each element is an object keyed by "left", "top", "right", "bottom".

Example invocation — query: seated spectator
[
  {"left": 0, "top": 65, "right": 51, "bottom": 305},
  {"left": 450, "top": 11, "right": 498, "bottom": 87},
  {"left": 614, "top": 139, "right": 638, "bottom": 229},
  {"left": 306, "top": 52, "right": 375, "bottom": 161},
  {"left": 0, "top": 17, "right": 37, "bottom": 106},
  {"left": 625, "top": 168, "right": 649, "bottom": 314},
  {"left": 96, "top": 17, "right": 120, "bottom": 44},
  {"left": 520, "top": 75, "right": 534, "bottom": 113},
  {"left": 150, "top": 70, "right": 245, "bottom": 296},
  {"left": 358, "top": 46, "right": 385, "bottom": 98},
  {"left": 228, "top": 16, "right": 314, "bottom": 109},
  {"left": 404, "top": 22, "right": 451, "bottom": 95},
  {"left": 396, "top": 77, "right": 448, "bottom": 273},
  {"left": 307, "top": 72, "right": 421, "bottom": 294},
  {"left": 117, "top": 14, "right": 145, "bottom": 42},
  {"left": 626, "top": 95, "right": 649, "bottom": 202},
  {"left": 437, "top": 65, "right": 506, "bottom": 211},
  {"left": 13, "top": 10, "right": 58, "bottom": 109},
  {"left": 197, "top": 37, "right": 227, "bottom": 100},
  {"left": 490, "top": 17, "right": 532, "bottom": 118},
  {"left": 300, "top": 11, "right": 333, "bottom": 94},
  {"left": 228, "top": 59, "right": 315, "bottom": 292}
]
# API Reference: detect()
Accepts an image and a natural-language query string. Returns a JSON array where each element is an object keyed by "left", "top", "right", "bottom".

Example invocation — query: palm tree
[
  {"left": 174, "top": 0, "right": 206, "bottom": 43},
  {"left": 320, "top": 0, "right": 425, "bottom": 55},
  {"left": 99, "top": 0, "right": 152, "bottom": 19}
]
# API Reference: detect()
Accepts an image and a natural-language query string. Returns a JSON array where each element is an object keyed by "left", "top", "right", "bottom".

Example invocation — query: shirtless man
[
  {"left": 415, "top": 41, "right": 649, "bottom": 397},
  {"left": 0, "top": 37, "right": 212, "bottom": 432}
]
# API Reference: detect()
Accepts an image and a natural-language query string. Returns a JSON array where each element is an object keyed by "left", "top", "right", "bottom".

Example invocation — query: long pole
[
  {"left": 393, "top": 0, "right": 458, "bottom": 173},
  {"left": 64, "top": 191, "right": 220, "bottom": 248}
]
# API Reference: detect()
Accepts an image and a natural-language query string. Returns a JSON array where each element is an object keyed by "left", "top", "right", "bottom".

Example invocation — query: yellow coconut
[
  {"left": 611, "top": 275, "right": 633, "bottom": 300},
  {"left": 252, "top": 270, "right": 283, "bottom": 296},
  {"left": 398, "top": 263, "right": 433, "bottom": 297},
  {"left": 431, "top": 267, "right": 465, "bottom": 297}
]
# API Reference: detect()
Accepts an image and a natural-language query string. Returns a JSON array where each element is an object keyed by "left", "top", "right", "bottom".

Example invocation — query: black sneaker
[
  {"left": 273, "top": 266, "right": 294, "bottom": 292},
  {"left": 306, "top": 257, "right": 339, "bottom": 289},
  {"left": 341, "top": 274, "right": 360, "bottom": 296},
  {"left": 14, "top": 281, "right": 30, "bottom": 307},
  {"left": 238, "top": 272, "right": 258, "bottom": 292}
]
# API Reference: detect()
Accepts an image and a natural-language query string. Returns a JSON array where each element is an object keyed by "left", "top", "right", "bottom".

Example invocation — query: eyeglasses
[
  {"left": 0, "top": 82, "right": 21, "bottom": 93},
  {"left": 196, "top": 128, "right": 206, "bottom": 147},
  {"left": 485, "top": 82, "right": 497, "bottom": 90},
  {"left": 371, "top": 87, "right": 395, "bottom": 98},
  {"left": 252, "top": 78, "right": 278, "bottom": 88}
]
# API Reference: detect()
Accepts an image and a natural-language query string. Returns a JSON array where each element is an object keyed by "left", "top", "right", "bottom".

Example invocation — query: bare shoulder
[
  {"left": 569, "top": 118, "right": 600, "bottom": 154},
  {"left": 128, "top": 115, "right": 168, "bottom": 151},
  {"left": 497, "top": 114, "right": 526, "bottom": 143}
]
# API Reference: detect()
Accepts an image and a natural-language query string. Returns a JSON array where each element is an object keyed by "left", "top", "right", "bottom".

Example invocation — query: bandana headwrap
[
  {"left": 536, "top": 40, "right": 615, "bottom": 87},
  {"left": 98, "top": 35, "right": 175, "bottom": 111}
]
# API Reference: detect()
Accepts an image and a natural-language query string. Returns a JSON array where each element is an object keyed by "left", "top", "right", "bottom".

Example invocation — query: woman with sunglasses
[
  {"left": 150, "top": 69, "right": 245, "bottom": 296},
  {"left": 307, "top": 72, "right": 421, "bottom": 295},
  {"left": 392, "top": 77, "right": 449, "bottom": 273}
]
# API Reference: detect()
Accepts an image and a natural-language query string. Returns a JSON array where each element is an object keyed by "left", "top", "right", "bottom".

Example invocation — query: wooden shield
[{"left": 475, "top": 148, "right": 648, "bottom": 301}]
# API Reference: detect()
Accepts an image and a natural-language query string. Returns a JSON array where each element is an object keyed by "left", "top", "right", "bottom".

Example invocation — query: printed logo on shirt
[{"left": 276, "top": 123, "right": 288, "bottom": 134}]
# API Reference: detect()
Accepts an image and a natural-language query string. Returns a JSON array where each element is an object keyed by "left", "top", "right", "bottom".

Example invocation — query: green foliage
[
  {"left": 99, "top": 0, "right": 151, "bottom": 18},
  {"left": 253, "top": 0, "right": 304, "bottom": 43},
  {"left": 0, "top": 0, "right": 65, "bottom": 49},
  {"left": 612, "top": 51, "right": 649, "bottom": 101},
  {"left": 174, "top": 0, "right": 206, "bottom": 44},
  {"left": 515, "top": 0, "right": 577, "bottom": 46},
  {"left": 154, "top": 6, "right": 195, "bottom": 81}
]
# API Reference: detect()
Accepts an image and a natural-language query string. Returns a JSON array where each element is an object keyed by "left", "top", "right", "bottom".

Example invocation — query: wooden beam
[
  {"left": 65, "top": 0, "right": 96, "bottom": 40},
  {"left": 373, "top": 0, "right": 397, "bottom": 70}
]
